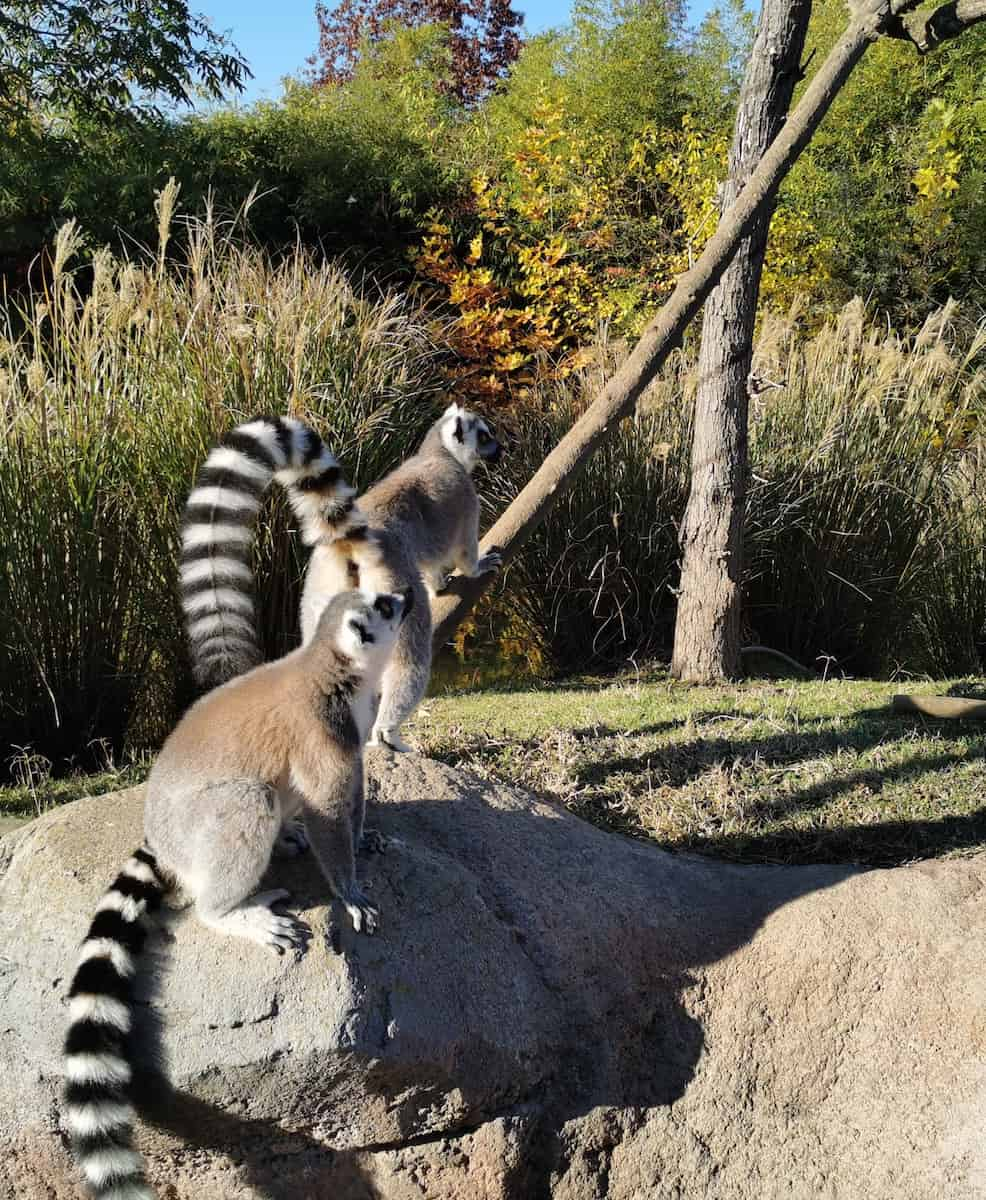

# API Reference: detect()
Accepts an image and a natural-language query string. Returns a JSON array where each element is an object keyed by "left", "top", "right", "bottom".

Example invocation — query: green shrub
[
  {"left": 745, "top": 301, "right": 986, "bottom": 674},
  {"left": 1, "top": 25, "right": 465, "bottom": 282}
]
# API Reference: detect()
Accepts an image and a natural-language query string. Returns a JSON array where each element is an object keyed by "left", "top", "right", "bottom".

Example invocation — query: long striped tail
[
  {"left": 179, "top": 416, "right": 369, "bottom": 690},
  {"left": 63, "top": 848, "right": 168, "bottom": 1200}
]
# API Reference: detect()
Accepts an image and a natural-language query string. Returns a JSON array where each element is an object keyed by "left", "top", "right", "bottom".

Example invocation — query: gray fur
[{"left": 299, "top": 403, "right": 503, "bottom": 752}]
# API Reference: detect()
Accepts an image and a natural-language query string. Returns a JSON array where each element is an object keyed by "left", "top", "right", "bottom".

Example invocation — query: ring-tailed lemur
[
  {"left": 180, "top": 404, "right": 503, "bottom": 751},
  {"left": 62, "top": 587, "right": 411, "bottom": 1200},
  {"left": 301, "top": 402, "right": 503, "bottom": 751}
]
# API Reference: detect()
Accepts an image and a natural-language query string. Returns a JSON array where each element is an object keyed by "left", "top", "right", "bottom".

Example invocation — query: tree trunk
[
  {"left": 670, "top": 0, "right": 812, "bottom": 683},
  {"left": 430, "top": 0, "right": 974, "bottom": 651}
]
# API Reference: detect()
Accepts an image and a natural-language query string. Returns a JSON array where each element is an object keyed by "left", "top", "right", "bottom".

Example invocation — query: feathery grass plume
[
  {"left": 480, "top": 304, "right": 985, "bottom": 677},
  {"left": 745, "top": 300, "right": 985, "bottom": 674},
  {"left": 476, "top": 334, "right": 693, "bottom": 675},
  {"left": 0, "top": 204, "right": 444, "bottom": 775}
]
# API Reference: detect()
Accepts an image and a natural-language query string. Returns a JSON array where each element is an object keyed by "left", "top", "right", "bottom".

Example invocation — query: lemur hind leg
[
  {"left": 187, "top": 779, "right": 311, "bottom": 954},
  {"left": 369, "top": 604, "right": 431, "bottom": 753}
]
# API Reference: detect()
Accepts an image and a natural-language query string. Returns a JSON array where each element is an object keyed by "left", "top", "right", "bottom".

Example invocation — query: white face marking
[
  {"left": 440, "top": 412, "right": 479, "bottom": 468},
  {"left": 341, "top": 609, "right": 369, "bottom": 661}
]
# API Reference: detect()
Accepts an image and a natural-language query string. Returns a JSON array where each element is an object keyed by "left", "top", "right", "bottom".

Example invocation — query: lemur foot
[
  {"left": 212, "top": 890, "right": 312, "bottom": 956},
  {"left": 360, "top": 827, "right": 389, "bottom": 855},
  {"left": 341, "top": 886, "right": 379, "bottom": 935},
  {"left": 476, "top": 547, "right": 503, "bottom": 575},
  {"left": 273, "top": 819, "right": 310, "bottom": 858},
  {"left": 369, "top": 727, "right": 413, "bottom": 753}
]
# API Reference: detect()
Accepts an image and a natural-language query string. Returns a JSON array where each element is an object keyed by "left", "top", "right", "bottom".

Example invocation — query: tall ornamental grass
[
  {"left": 0, "top": 187, "right": 444, "bottom": 773},
  {"left": 488, "top": 302, "right": 986, "bottom": 676}
]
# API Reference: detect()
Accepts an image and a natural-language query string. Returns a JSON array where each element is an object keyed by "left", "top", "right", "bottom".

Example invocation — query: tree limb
[{"left": 885, "top": 0, "right": 986, "bottom": 50}]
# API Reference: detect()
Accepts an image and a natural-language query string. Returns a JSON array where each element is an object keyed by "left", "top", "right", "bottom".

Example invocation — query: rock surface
[{"left": 0, "top": 752, "right": 984, "bottom": 1199}]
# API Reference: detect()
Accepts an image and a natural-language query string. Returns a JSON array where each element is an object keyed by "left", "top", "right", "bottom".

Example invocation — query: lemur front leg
[
  {"left": 190, "top": 780, "right": 312, "bottom": 955},
  {"left": 297, "top": 757, "right": 379, "bottom": 934},
  {"left": 455, "top": 537, "right": 503, "bottom": 579},
  {"left": 351, "top": 769, "right": 388, "bottom": 854},
  {"left": 454, "top": 506, "right": 502, "bottom": 579}
]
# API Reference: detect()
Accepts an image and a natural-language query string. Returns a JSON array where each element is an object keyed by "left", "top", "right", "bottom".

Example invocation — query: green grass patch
[
  {"left": 0, "top": 757, "right": 151, "bottom": 821},
  {"left": 5, "top": 669, "right": 985, "bottom": 868},
  {"left": 415, "top": 669, "right": 986, "bottom": 866}
]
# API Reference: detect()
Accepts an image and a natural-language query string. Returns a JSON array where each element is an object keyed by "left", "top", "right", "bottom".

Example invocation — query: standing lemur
[
  {"left": 63, "top": 585, "right": 411, "bottom": 1200},
  {"left": 180, "top": 404, "right": 503, "bottom": 750}
]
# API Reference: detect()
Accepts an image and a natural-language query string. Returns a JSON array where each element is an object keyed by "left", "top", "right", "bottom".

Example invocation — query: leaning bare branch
[{"left": 886, "top": 0, "right": 986, "bottom": 50}]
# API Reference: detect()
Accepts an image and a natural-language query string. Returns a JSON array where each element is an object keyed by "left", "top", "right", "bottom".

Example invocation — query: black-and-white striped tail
[
  {"left": 179, "top": 416, "right": 368, "bottom": 690},
  {"left": 63, "top": 848, "right": 166, "bottom": 1200}
]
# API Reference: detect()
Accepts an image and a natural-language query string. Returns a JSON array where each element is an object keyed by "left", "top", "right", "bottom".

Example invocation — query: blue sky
[{"left": 197, "top": 0, "right": 718, "bottom": 105}]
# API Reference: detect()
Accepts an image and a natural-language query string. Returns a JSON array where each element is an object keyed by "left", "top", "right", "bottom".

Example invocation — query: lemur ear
[{"left": 454, "top": 416, "right": 465, "bottom": 443}]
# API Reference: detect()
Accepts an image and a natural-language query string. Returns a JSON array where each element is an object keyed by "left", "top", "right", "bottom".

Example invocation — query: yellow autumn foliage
[{"left": 414, "top": 97, "right": 836, "bottom": 405}]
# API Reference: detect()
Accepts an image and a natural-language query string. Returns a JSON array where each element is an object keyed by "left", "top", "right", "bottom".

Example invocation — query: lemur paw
[
  {"left": 273, "top": 820, "right": 310, "bottom": 858},
  {"left": 248, "top": 891, "right": 312, "bottom": 956},
  {"left": 370, "top": 727, "right": 414, "bottom": 754},
  {"left": 342, "top": 887, "right": 379, "bottom": 935},
  {"left": 359, "top": 827, "right": 389, "bottom": 855},
  {"left": 476, "top": 548, "right": 503, "bottom": 575}
]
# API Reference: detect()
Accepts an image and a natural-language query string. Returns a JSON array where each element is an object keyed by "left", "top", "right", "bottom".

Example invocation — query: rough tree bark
[
  {"left": 670, "top": 0, "right": 812, "bottom": 683},
  {"left": 430, "top": 0, "right": 984, "bottom": 651}
]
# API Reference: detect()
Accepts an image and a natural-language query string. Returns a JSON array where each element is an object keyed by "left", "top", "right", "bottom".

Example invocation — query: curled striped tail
[
  {"left": 63, "top": 848, "right": 167, "bottom": 1200},
  {"left": 180, "top": 416, "right": 368, "bottom": 690}
]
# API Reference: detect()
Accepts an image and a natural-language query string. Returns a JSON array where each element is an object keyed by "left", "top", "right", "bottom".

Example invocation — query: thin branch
[{"left": 886, "top": 0, "right": 986, "bottom": 49}]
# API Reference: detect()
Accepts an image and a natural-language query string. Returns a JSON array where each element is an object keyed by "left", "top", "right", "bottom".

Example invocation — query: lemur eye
[{"left": 373, "top": 595, "right": 394, "bottom": 620}]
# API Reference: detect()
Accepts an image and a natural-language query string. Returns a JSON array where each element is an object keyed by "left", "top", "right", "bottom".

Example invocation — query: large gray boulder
[{"left": 0, "top": 752, "right": 983, "bottom": 1199}]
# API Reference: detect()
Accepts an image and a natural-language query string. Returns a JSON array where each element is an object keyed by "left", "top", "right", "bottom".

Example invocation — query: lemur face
[
  {"left": 343, "top": 588, "right": 412, "bottom": 660},
  {"left": 315, "top": 588, "right": 413, "bottom": 664},
  {"left": 442, "top": 403, "right": 504, "bottom": 468}
]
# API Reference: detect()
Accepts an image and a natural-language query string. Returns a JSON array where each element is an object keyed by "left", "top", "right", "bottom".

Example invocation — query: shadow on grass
[{"left": 430, "top": 705, "right": 986, "bottom": 868}]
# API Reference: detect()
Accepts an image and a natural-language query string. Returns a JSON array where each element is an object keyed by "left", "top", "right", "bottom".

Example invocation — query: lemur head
[
  {"left": 313, "top": 588, "right": 413, "bottom": 669},
  {"left": 439, "top": 402, "right": 503, "bottom": 471}
]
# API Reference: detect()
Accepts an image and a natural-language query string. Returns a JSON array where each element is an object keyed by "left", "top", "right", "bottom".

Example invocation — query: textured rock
[{"left": 0, "top": 752, "right": 984, "bottom": 1199}]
